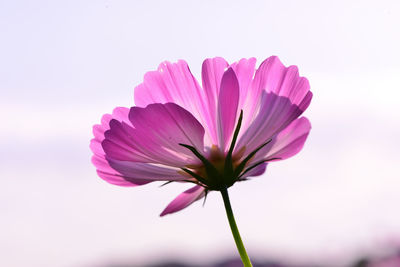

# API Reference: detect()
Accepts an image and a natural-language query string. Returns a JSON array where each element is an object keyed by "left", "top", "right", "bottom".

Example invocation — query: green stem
[{"left": 220, "top": 188, "right": 252, "bottom": 267}]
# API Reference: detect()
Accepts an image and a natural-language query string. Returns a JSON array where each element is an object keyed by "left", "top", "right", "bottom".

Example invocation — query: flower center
[
  {"left": 179, "top": 110, "right": 279, "bottom": 191},
  {"left": 187, "top": 145, "right": 244, "bottom": 190}
]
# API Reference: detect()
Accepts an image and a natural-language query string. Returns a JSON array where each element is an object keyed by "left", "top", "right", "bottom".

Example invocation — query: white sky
[{"left": 1, "top": 1, "right": 400, "bottom": 266}]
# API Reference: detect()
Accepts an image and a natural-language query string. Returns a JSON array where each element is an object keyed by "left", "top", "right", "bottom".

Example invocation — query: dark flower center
[{"left": 179, "top": 110, "right": 279, "bottom": 191}]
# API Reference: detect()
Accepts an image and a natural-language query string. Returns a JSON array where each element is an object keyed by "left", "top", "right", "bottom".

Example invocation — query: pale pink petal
[
  {"left": 90, "top": 138, "right": 105, "bottom": 156},
  {"left": 264, "top": 117, "right": 311, "bottom": 160},
  {"left": 134, "top": 60, "right": 203, "bottom": 109},
  {"left": 237, "top": 92, "right": 296, "bottom": 153},
  {"left": 92, "top": 154, "right": 150, "bottom": 186},
  {"left": 235, "top": 56, "right": 311, "bottom": 144},
  {"left": 133, "top": 60, "right": 212, "bottom": 144},
  {"left": 243, "top": 163, "right": 268, "bottom": 178},
  {"left": 217, "top": 68, "right": 239, "bottom": 151},
  {"left": 160, "top": 185, "right": 206, "bottom": 216},
  {"left": 250, "top": 117, "right": 311, "bottom": 164},
  {"left": 252, "top": 56, "right": 310, "bottom": 106},
  {"left": 91, "top": 107, "right": 143, "bottom": 186},
  {"left": 237, "top": 87, "right": 312, "bottom": 158},
  {"left": 244, "top": 56, "right": 310, "bottom": 131},
  {"left": 229, "top": 58, "right": 265, "bottom": 136},
  {"left": 92, "top": 107, "right": 131, "bottom": 151},
  {"left": 229, "top": 58, "right": 257, "bottom": 116},
  {"left": 201, "top": 57, "right": 229, "bottom": 145},
  {"left": 93, "top": 108, "right": 129, "bottom": 137}
]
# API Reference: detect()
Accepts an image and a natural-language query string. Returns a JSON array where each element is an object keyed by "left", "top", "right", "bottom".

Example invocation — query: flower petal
[
  {"left": 91, "top": 107, "right": 147, "bottom": 186},
  {"left": 134, "top": 60, "right": 212, "bottom": 144},
  {"left": 126, "top": 103, "right": 205, "bottom": 166},
  {"left": 237, "top": 68, "right": 312, "bottom": 158},
  {"left": 160, "top": 185, "right": 206, "bottom": 216},
  {"left": 250, "top": 117, "right": 311, "bottom": 165},
  {"left": 243, "top": 162, "right": 268, "bottom": 178},
  {"left": 217, "top": 68, "right": 239, "bottom": 151},
  {"left": 92, "top": 107, "right": 130, "bottom": 145},
  {"left": 239, "top": 118, "right": 310, "bottom": 180},
  {"left": 101, "top": 103, "right": 205, "bottom": 167},
  {"left": 236, "top": 92, "right": 302, "bottom": 154},
  {"left": 263, "top": 117, "right": 311, "bottom": 160},
  {"left": 233, "top": 57, "right": 312, "bottom": 154},
  {"left": 91, "top": 105, "right": 197, "bottom": 186},
  {"left": 229, "top": 58, "right": 264, "bottom": 138},
  {"left": 230, "top": 58, "right": 257, "bottom": 115},
  {"left": 201, "top": 57, "right": 229, "bottom": 145},
  {"left": 106, "top": 159, "right": 186, "bottom": 182},
  {"left": 101, "top": 120, "right": 153, "bottom": 163},
  {"left": 253, "top": 56, "right": 310, "bottom": 106},
  {"left": 91, "top": 154, "right": 151, "bottom": 186}
]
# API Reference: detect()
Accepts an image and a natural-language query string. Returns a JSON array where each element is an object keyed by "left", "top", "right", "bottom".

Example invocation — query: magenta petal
[
  {"left": 91, "top": 107, "right": 146, "bottom": 186},
  {"left": 92, "top": 153, "right": 185, "bottom": 186},
  {"left": 91, "top": 105, "right": 197, "bottom": 186},
  {"left": 127, "top": 103, "right": 205, "bottom": 166},
  {"left": 202, "top": 57, "right": 229, "bottom": 102},
  {"left": 229, "top": 58, "right": 264, "bottom": 134},
  {"left": 217, "top": 68, "right": 239, "bottom": 151},
  {"left": 229, "top": 58, "right": 257, "bottom": 108},
  {"left": 102, "top": 120, "right": 153, "bottom": 163},
  {"left": 134, "top": 60, "right": 204, "bottom": 110},
  {"left": 201, "top": 57, "right": 229, "bottom": 145},
  {"left": 91, "top": 154, "right": 150, "bottom": 186},
  {"left": 245, "top": 163, "right": 268, "bottom": 177},
  {"left": 160, "top": 185, "right": 206, "bottom": 216},
  {"left": 248, "top": 117, "right": 311, "bottom": 166},
  {"left": 237, "top": 88, "right": 312, "bottom": 158},
  {"left": 107, "top": 158, "right": 185, "bottom": 182},
  {"left": 101, "top": 103, "right": 205, "bottom": 167},
  {"left": 264, "top": 117, "right": 311, "bottom": 160},
  {"left": 253, "top": 56, "right": 310, "bottom": 107},
  {"left": 234, "top": 56, "right": 312, "bottom": 153},
  {"left": 237, "top": 92, "right": 298, "bottom": 154},
  {"left": 92, "top": 107, "right": 130, "bottom": 144},
  {"left": 133, "top": 60, "right": 212, "bottom": 144}
]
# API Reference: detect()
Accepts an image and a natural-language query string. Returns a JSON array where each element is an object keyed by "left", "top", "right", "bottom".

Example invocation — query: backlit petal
[
  {"left": 126, "top": 103, "right": 205, "bottom": 166},
  {"left": 134, "top": 60, "right": 212, "bottom": 144},
  {"left": 201, "top": 57, "right": 229, "bottom": 145},
  {"left": 160, "top": 185, "right": 206, "bottom": 216},
  {"left": 230, "top": 58, "right": 259, "bottom": 130},
  {"left": 91, "top": 104, "right": 203, "bottom": 186},
  {"left": 217, "top": 68, "right": 239, "bottom": 151},
  {"left": 263, "top": 117, "right": 311, "bottom": 161},
  {"left": 253, "top": 56, "right": 310, "bottom": 106}
]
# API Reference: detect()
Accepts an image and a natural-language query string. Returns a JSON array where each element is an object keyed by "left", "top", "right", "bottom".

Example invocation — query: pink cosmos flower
[{"left": 90, "top": 56, "right": 312, "bottom": 217}]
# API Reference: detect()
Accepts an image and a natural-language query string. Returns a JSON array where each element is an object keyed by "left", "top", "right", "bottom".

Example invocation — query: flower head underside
[{"left": 90, "top": 56, "right": 313, "bottom": 216}]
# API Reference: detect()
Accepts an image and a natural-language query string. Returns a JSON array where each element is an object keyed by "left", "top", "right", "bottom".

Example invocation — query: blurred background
[{"left": 1, "top": 0, "right": 400, "bottom": 266}]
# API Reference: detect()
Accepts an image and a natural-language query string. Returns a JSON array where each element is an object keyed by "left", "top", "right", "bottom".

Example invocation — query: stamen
[
  {"left": 179, "top": 143, "right": 220, "bottom": 178},
  {"left": 181, "top": 167, "right": 208, "bottom": 185}
]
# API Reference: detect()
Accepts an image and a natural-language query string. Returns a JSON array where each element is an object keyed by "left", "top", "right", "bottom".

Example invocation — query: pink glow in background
[{"left": 1, "top": 0, "right": 400, "bottom": 266}]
